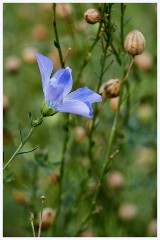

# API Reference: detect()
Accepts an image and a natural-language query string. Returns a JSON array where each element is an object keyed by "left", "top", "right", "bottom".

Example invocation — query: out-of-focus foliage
[{"left": 3, "top": 3, "right": 157, "bottom": 237}]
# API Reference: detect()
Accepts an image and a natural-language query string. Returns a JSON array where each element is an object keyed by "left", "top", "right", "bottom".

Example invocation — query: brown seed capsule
[
  {"left": 22, "top": 47, "right": 37, "bottom": 64},
  {"left": 3, "top": 95, "right": 10, "bottom": 113},
  {"left": 124, "top": 30, "right": 145, "bottom": 56},
  {"left": 5, "top": 55, "right": 21, "bottom": 73},
  {"left": 40, "top": 208, "right": 56, "bottom": 230},
  {"left": 109, "top": 96, "right": 124, "bottom": 113},
  {"left": 84, "top": 9, "right": 100, "bottom": 24},
  {"left": 134, "top": 52, "right": 153, "bottom": 71},
  {"left": 100, "top": 79, "right": 121, "bottom": 100},
  {"left": 118, "top": 203, "right": 137, "bottom": 221},
  {"left": 56, "top": 3, "right": 72, "bottom": 20},
  {"left": 107, "top": 171, "right": 124, "bottom": 190}
]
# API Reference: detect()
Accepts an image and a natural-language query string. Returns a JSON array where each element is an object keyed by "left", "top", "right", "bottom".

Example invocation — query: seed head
[
  {"left": 124, "top": 30, "right": 145, "bottom": 56},
  {"left": 84, "top": 9, "right": 100, "bottom": 24},
  {"left": 100, "top": 79, "right": 121, "bottom": 100}
]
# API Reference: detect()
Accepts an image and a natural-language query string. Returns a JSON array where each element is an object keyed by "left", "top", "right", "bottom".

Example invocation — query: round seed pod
[
  {"left": 118, "top": 203, "right": 137, "bottom": 221},
  {"left": 84, "top": 8, "right": 100, "bottom": 24},
  {"left": 147, "top": 219, "right": 157, "bottom": 237},
  {"left": 124, "top": 30, "right": 145, "bottom": 56},
  {"left": 5, "top": 55, "right": 21, "bottom": 73},
  {"left": 100, "top": 79, "right": 121, "bottom": 100},
  {"left": 40, "top": 208, "right": 56, "bottom": 230},
  {"left": 134, "top": 52, "right": 153, "bottom": 71},
  {"left": 107, "top": 171, "right": 124, "bottom": 190}
]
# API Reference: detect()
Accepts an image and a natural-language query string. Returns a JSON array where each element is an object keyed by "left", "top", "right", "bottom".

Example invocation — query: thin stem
[
  {"left": 52, "top": 3, "right": 64, "bottom": 68},
  {"left": 3, "top": 125, "right": 37, "bottom": 171},
  {"left": 30, "top": 212, "right": 36, "bottom": 237},
  {"left": 53, "top": 114, "right": 69, "bottom": 235},
  {"left": 63, "top": 47, "right": 71, "bottom": 66},
  {"left": 121, "top": 3, "right": 124, "bottom": 52},
  {"left": 124, "top": 57, "right": 134, "bottom": 82},
  {"left": 38, "top": 196, "right": 45, "bottom": 237}
]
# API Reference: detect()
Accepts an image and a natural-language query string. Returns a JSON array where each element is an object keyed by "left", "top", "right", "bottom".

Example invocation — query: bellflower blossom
[{"left": 35, "top": 53, "right": 102, "bottom": 118}]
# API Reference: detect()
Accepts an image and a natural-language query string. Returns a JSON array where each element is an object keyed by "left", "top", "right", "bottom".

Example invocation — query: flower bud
[
  {"left": 100, "top": 79, "right": 121, "bottom": 100},
  {"left": 124, "top": 30, "right": 145, "bottom": 56},
  {"left": 84, "top": 9, "right": 100, "bottom": 24}
]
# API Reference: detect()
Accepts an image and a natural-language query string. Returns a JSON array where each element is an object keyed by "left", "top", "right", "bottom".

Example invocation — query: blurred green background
[{"left": 3, "top": 3, "right": 157, "bottom": 237}]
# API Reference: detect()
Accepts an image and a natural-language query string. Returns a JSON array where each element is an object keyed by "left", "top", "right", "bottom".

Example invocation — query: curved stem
[{"left": 3, "top": 125, "right": 38, "bottom": 171}]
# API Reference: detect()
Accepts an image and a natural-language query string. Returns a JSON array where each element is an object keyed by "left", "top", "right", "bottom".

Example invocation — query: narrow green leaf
[{"left": 17, "top": 146, "right": 38, "bottom": 155}]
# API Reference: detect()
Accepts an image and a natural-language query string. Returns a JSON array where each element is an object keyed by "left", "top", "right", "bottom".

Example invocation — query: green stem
[
  {"left": 121, "top": 3, "right": 124, "bottom": 52},
  {"left": 53, "top": 115, "right": 69, "bottom": 236},
  {"left": 3, "top": 125, "right": 38, "bottom": 171},
  {"left": 52, "top": 4, "right": 64, "bottom": 68}
]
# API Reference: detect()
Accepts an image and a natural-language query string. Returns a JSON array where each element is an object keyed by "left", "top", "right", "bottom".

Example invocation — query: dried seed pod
[
  {"left": 118, "top": 203, "right": 137, "bottom": 221},
  {"left": 84, "top": 8, "right": 100, "bottom": 24},
  {"left": 107, "top": 171, "right": 124, "bottom": 190},
  {"left": 100, "top": 79, "right": 121, "bottom": 100},
  {"left": 5, "top": 55, "right": 21, "bottom": 73},
  {"left": 124, "top": 30, "right": 145, "bottom": 56},
  {"left": 40, "top": 208, "right": 56, "bottom": 230},
  {"left": 109, "top": 96, "right": 121, "bottom": 113},
  {"left": 134, "top": 52, "right": 153, "bottom": 71}
]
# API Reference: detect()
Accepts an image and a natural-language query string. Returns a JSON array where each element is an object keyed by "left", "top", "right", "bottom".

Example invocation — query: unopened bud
[
  {"left": 124, "top": 30, "right": 145, "bottom": 56},
  {"left": 84, "top": 9, "right": 100, "bottom": 24},
  {"left": 99, "top": 79, "right": 121, "bottom": 100}
]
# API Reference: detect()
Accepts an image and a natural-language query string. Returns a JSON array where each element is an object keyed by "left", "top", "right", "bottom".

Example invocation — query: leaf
[
  {"left": 17, "top": 146, "right": 38, "bottom": 155},
  {"left": 54, "top": 40, "right": 60, "bottom": 49},
  {"left": 124, "top": 16, "right": 133, "bottom": 27}
]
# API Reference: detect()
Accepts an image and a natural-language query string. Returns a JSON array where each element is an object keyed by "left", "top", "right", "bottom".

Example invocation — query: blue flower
[{"left": 35, "top": 53, "right": 102, "bottom": 118}]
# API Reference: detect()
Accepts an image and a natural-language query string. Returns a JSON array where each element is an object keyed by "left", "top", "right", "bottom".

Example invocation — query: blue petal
[
  {"left": 51, "top": 67, "right": 72, "bottom": 97},
  {"left": 66, "top": 87, "right": 102, "bottom": 103},
  {"left": 56, "top": 100, "right": 93, "bottom": 118},
  {"left": 35, "top": 53, "right": 54, "bottom": 91},
  {"left": 45, "top": 81, "right": 64, "bottom": 107}
]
